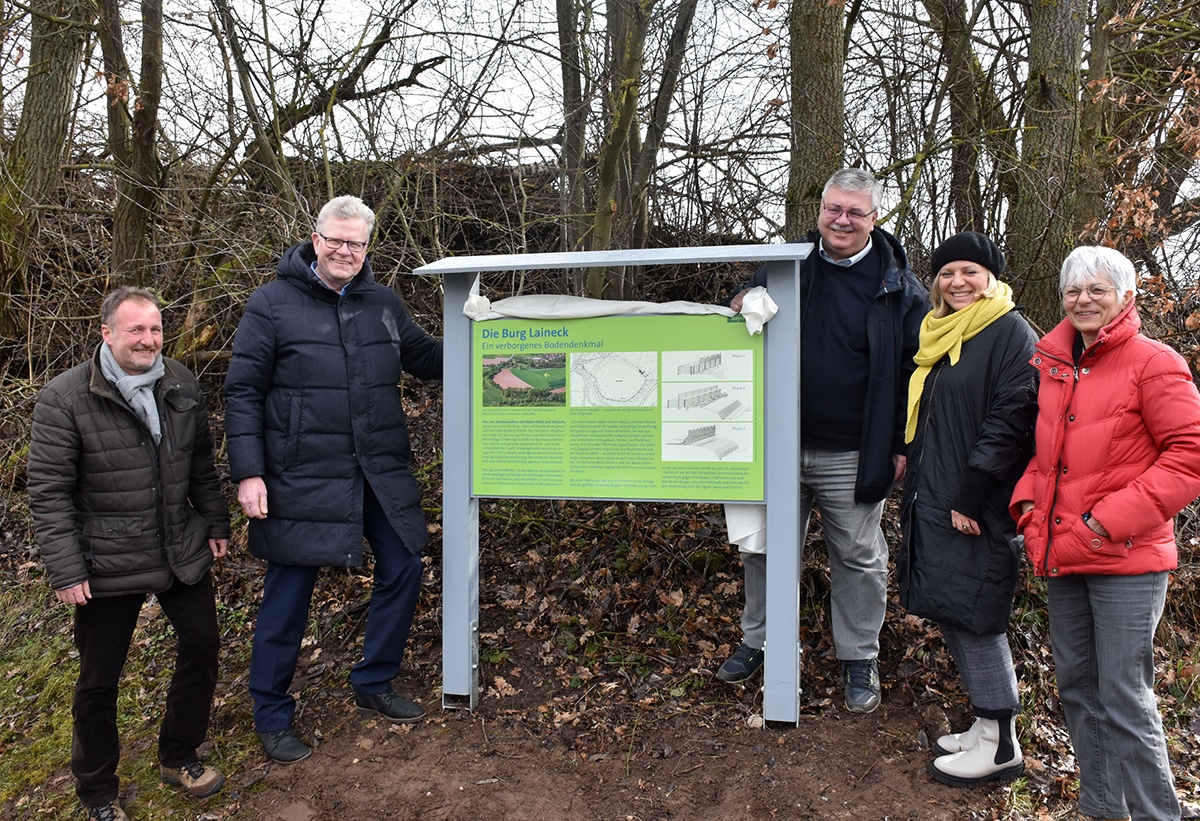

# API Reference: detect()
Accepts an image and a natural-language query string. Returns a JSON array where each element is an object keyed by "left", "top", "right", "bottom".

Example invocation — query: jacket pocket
[
  {"left": 162, "top": 388, "right": 199, "bottom": 454},
  {"left": 80, "top": 516, "right": 145, "bottom": 574},
  {"left": 282, "top": 395, "right": 302, "bottom": 470},
  {"left": 164, "top": 388, "right": 199, "bottom": 414},
  {"left": 1016, "top": 508, "right": 1034, "bottom": 532},
  {"left": 82, "top": 515, "right": 142, "bottom": 540},
  {"left": 265, "top": 395, "right": 303, "bottom": 472},
  {"left": 167, "top": 506, "right": 214, "bottom": 585},
  {"left": 1073, "top": 516, "right": 1129, "bottom": 557}
]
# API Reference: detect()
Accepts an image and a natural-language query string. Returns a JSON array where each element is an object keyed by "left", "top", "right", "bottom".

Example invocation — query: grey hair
[
  {"left": 315, "top": 195, "right": 376, "bottom": 236},
  {"left": 100, "top": 286, "right": 161, "bottom": 326},
  {"left": 1060, "top": 246, "right": 1137, "bottom": 295},
  {"left": 822, "top": 168, "right": 883, "bottom": 212}
]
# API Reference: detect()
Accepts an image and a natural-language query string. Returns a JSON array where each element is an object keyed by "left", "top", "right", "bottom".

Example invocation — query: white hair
[
  {"left": 1059, "top": 246, "right": 1136, "bottom": 294},
  {"left": 315, "top": 195, "right": 376, "bottom": 235}
]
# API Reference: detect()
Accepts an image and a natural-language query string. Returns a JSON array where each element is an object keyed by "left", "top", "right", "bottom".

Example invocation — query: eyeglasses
[
  {"left": 821, "top": 203, "right": 877, "bottom": 221},
  {"left": 317, "top": 233, "right": 368, "bottom": 253},
  {"left": 1062, "top": 284, "right": 1118, "bottom": 303}
]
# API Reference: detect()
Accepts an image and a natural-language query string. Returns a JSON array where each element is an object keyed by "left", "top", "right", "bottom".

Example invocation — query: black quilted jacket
[{"left": 28, "top": 348, "right": 230, "bottom": 596}]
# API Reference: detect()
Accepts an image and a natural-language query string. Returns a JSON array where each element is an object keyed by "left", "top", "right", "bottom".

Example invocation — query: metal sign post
[{"left": 415, "top": 244, "right": 808, "bottom": 724}]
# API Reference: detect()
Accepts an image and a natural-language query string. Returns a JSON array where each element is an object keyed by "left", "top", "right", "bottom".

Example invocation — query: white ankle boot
[
  {"left": 931, "top": 715, "right": 1024, "bottom": 787},
  {"left": 933, "top": 716, "right": 983, "bottom": 755}
]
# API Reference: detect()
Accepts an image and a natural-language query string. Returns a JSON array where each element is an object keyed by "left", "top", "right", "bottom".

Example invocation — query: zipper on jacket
[
  {"left": 1042, "top": 361, "right": 1079, "bottom": 574},
  {"left": 900, "top": 361, "right": 943, "bottom": 589}
]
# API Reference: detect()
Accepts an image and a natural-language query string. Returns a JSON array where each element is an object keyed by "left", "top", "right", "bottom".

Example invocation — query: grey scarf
[{"left": 99, "top": 343, "right": 165, "bottom": 444}]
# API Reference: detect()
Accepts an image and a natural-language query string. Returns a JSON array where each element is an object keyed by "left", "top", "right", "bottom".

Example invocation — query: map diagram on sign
[{"left": 569, "top": 351, "right": 658, "bottom": 407}]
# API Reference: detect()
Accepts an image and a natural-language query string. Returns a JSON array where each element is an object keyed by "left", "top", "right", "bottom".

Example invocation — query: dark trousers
[
  {"left": 249, "top": 483, "right": 423, "bottom": 732},
  {"left": 71, "top": 574, "right": 219, "bottom": 806}
]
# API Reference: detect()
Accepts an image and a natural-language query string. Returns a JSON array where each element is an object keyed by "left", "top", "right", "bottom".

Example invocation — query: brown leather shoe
[
  {"left": 160, "top": 760, "right": 226, "bottom": 797},
  {"left": 85, "top": 800, "right": 129, "bottom": 821}
]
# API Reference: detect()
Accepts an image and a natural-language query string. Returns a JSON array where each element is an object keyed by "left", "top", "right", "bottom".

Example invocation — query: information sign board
[{"left": 472, "top": 313, "right": 764, "bottom": 501}]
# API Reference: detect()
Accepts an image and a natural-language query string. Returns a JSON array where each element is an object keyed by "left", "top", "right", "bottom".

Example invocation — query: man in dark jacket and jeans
[
  {"left": 717, "top": 169, "right": 928, "bottom": 714},
  {"left": 28, "top": 287, "right": 231, "bottom": 821},
  {"left": 225, "top": 195, "right": 443, "bottom": 764}
]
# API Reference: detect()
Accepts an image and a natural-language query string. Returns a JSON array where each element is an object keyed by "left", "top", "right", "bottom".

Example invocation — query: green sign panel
[{"left": 472, "top": 313, "right": 764, "bottom": 501}]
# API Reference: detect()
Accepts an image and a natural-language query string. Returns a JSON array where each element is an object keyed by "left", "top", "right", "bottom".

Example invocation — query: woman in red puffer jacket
[{"left": 1012, "top": 245, "right": 1200, "bottom": 821}]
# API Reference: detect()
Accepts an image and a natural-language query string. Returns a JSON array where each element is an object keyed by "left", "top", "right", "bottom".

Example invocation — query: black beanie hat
[{"left": 930, "top": 231, "right": 1005, "bottom": 278}]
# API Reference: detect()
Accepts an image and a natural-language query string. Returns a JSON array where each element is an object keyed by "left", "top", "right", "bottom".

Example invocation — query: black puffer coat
[
  {"left": 224, "top": 242, "right": 443, "bottom": 566},
  {"left": 28, "top": 349, "right": 230, "bottom": 596},
  {"left": 898, "top": 310, "right": 1038, "bottom": 635}
]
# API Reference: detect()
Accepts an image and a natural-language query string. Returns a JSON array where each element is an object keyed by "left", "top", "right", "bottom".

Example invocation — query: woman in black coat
[{"left": 898, "top": 232, "right": 1038, "bottom": 787}]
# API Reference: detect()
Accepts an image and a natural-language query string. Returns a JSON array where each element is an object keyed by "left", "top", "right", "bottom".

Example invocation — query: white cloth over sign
[
  {"left": 724, "top": 502, "right": 767, "bottom": 554},
  {"left": 738, "top": 287, "right": 778, "bottom": 335},
  {"left": 462, "top": 278, "right": 777, "bottom": 337}
]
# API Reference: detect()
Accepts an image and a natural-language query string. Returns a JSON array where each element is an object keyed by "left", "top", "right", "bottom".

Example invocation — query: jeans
[
  {"left": 1049, "top": 572, "right": 1180, "bottom": 821},
  {"left": 250, "top": 482, "right": 423, "bottom": 731},
  {"left": 741, "top": 448, "right": 887, "bottom": 660},
  {"left": 71, "top": 575, "right": 219, "bottom": 806}
]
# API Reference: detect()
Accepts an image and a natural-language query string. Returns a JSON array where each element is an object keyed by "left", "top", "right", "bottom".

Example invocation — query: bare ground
[
  {"left": 7, "top": 382, "right": 1200, "bottom": 821},
  {"left": 216, "top": 639, "right": 1043, "bottom": 821}
]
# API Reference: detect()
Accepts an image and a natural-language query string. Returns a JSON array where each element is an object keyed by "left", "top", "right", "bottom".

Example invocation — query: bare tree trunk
[
  {"left": 582, "top": 0, "right": 697, "bottom": 299},
  {"left": 0, "top": 0, "right": 93, "bottom": 338},
  {"left": 786, "top": 0, "right": 843, "bottom": 239},
  {"left": 96, "top": 0, "right": 129, "bottom": 170},
  {"left": 212, "top": 0, "right": 300, "bottom": 221},
  {"left": 585, "top": 0, "right": 648, "bottom": 299},
  {"left": 628, "top": 0, "right": 698, "bottom": 250},
  {"left": 925, "top": 0, "right": 983, "bottom": 231},
  {"left": 99, "top": 0, "right": 163, "bottom": 284},
  {"left": 1075, "top": 0, "right": 1117, "bottom": 235},
  {"left": 557, "top": 0, "right": 591, "bottom": 254},
  {"left": 1007, "top": 0, "right": 1087, "bottom": 327},
  {"left": 913, "top": 0, "right": 1021, "bottom": 218}
]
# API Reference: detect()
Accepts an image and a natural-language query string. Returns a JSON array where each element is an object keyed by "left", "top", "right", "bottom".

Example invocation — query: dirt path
[
  {"left": 233, "top": 704, "right": 1000, "bottom": 821},
  {"left": 223, "top": 660, "right": 1027, "bottom": 821}
]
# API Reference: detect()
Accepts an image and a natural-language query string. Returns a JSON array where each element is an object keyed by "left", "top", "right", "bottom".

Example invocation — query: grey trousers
[
  {"left": 738, "top": 448, "right": 887, "bottom": 661},
  {"left": 939, "top": 622, "right": 1020, "bottom": 716}
]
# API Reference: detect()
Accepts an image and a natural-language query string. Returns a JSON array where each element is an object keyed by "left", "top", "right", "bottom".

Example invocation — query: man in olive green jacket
[{"left": 28, "top": 287, "right": 231, "bottom": 821}]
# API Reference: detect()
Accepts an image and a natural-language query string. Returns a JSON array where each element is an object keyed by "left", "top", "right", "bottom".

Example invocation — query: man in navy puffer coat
[{"left": 225, "top": 195, "right": 443, "bottom": 764}]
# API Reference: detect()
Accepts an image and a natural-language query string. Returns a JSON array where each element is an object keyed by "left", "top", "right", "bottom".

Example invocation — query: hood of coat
[{"left": 276, "top": 240, "right": 377, "bottom": 295}]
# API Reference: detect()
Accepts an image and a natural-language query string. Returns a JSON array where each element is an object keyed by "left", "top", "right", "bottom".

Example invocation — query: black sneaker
[
  {"left": 842, "top": 658, "right": 881, "bottom": 713},
  {"left": 716, "top": 644, "right": 765, "bottom": 683},
  {"left": 354, "top": 690, "right": 427, "bottom": 723},
  {"left": 257, "top": 728, "right": 312, "bottom": 764}
]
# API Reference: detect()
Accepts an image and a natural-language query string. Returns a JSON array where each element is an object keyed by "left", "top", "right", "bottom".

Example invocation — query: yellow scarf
[{"left": 904, "top": 281, "right": 1015, "bottom": 443}]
